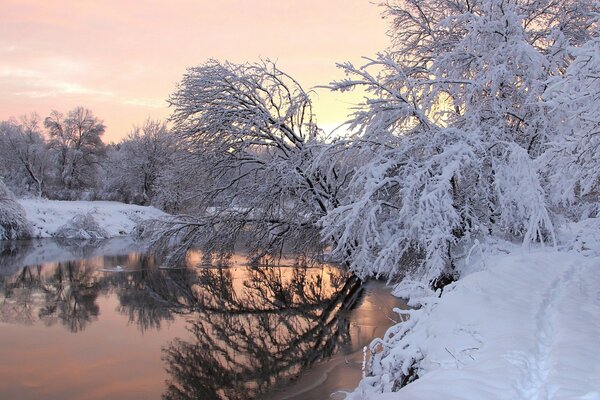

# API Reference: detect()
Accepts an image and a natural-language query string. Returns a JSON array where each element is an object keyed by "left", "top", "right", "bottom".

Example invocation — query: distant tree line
[{"left": 0, "top": 107, "right": 198, "bottom": 213}]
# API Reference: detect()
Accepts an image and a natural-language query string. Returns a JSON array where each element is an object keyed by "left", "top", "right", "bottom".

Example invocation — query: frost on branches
[
  {"left": 104, "top": 120, "right": 179, "bottom": 208},
  {"left": 147, "top": 60, "right": 347, "bottom": 261},
  {"left": 545, "top": 10, "right": 600, "bottom": 217},
  {"left": 323, "top": 0, "right": 595, "bottom": 285}
]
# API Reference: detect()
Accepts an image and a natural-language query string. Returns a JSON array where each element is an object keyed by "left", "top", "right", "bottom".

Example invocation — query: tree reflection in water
[
  {"left": 0, "top": 259, "right": 100, "bottom": 332},
  {"left": 95, "top": 252, "right": 364, "bottom": 399},
  {"left": 161, "top": 265, "right": 362, "bottom": 400},
  {"left": 0, "top": 241, "right": 365, "bottom": 399},
  {"left": 110, "top": 254, "right": 200, "bottom": 333},
  {"left": 37, "top": 260, "right": 100, "bottom": 332}
]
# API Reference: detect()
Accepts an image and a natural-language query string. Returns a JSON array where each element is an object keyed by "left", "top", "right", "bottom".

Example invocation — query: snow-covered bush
[
  {"left": 0, "top": 179, "right": 32, "bottom": 240},
  {"left": 53, "top": 213, "right": 109, "bottom": 240}
]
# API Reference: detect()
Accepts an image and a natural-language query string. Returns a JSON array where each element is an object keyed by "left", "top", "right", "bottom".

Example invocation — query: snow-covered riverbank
[
  {"left": 349, "top": 219, "right": 600, "bottom": 400},
  {"left": 19, "top": 199, "right": 166, "bottom": 239}
]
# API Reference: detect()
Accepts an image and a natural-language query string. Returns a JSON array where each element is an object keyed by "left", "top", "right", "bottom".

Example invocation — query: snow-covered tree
[
  {"left": 0, "top": 114, "right": 51, "bottom": 197},
  {"left": 0, "top": 179, "right": 31, "bottom": 240},
  {"left": 150, "top": 149, "right": 205, "bottom": 214},
  {"left": 323, "top": 0, "right": 595, "bottom": 283},
  {"left": 44, "top": 107, "right": 106, "bottom": 193},
  {"left": 150, "top": 59, "right": 346, "bottom": 260},
  {"left": 104, "top": 120, "right": 176, "bottom": 205},
  {"left": 545, "top": 10, "right": 600, "bottom": 217}
]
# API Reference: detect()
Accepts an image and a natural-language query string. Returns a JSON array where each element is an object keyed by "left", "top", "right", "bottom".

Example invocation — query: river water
[{"left": 0, "top": 238, "right": 405, "bottom": 400}]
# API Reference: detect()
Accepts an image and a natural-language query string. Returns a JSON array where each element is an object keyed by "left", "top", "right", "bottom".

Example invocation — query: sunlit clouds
[{"left": 0, "top": 0, "right": 389, "bottom": 141}]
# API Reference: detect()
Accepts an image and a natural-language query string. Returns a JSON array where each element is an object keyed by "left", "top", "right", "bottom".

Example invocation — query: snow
[
  {"left": 349, "top": 222, "right": 600, "bottom": 400},
  {"left": 19, "top": 198, "right": 167, "bottom": 239}
]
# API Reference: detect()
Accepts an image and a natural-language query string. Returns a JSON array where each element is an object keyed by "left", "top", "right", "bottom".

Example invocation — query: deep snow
[
  {"left": 19, "top": 199, "right": 166, "bottom": 239},
  {"left": 348, "top": 222, "right": 600, "bottom": 400}
]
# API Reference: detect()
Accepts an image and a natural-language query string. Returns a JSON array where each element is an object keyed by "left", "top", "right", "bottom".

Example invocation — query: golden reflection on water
[{"left": 0, "top": 242, "right": 404, "bottom": 400}]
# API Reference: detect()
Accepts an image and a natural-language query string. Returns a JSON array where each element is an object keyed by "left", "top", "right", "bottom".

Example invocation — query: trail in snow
[
  {"left": 349, "top": 237, "right": 600, "bottom": 400},
  {"left": 514, "top": 265, "right": 575, "bottom": 400}
]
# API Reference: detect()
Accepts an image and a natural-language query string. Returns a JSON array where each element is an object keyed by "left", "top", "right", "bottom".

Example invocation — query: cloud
[
  {"left": 122, "top": 97, "right": 166, "bottom": 108},
  {"left": 1, "top": 64, "right": 113, "bottom": 99},
  {"left": 0, "top": 66, "right": 38, "bottom": 78},
  {"left": 12, "top": 79, "right": 113, "bottom": 99},
  {"left": 41, "top": 56, "right": 86, "bottom": 74},
  {"left": 0, "top": 45, "right": 17, "bottom": 53}
]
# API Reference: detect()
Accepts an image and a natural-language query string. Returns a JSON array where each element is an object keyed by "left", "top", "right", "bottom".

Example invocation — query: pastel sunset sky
[{"left": 0, "top": 0, "right": 390, "bottom": 142}]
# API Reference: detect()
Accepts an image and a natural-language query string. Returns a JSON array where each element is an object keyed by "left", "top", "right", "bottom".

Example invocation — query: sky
[{"left": 0, "top": 0, "right": 390, "bottom": 142}]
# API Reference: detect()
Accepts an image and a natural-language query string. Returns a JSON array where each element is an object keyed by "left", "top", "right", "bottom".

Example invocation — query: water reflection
[
  {"left": 0, "top": 239, "right": 386, "bottom": 400},
  {"left": 0, "top": 259, "right": 100, "bottom": 332},
  {"left": 162, "top": 268, "right": 361, "bottom": 400}
]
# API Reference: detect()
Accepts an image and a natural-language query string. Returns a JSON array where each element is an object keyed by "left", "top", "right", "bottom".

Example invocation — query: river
[{"left": 0, "top": 238, "right": 405, "bottom": 399}]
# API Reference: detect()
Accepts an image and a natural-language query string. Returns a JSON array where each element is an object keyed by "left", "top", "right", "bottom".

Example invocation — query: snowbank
[
  {"left": 349, "top": 226, "right": 600, "bottom": 400},
  {"left": 19, "top": 199, "right": 167, "bottom": 239}
]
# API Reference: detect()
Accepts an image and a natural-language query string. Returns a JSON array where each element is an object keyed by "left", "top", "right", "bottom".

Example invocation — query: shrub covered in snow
[
  {"left": 53, "top": 213, "right": 109, "bottom": 240},
  {"left": 0, "top": 179, "right": 32, "bottom": 240}
]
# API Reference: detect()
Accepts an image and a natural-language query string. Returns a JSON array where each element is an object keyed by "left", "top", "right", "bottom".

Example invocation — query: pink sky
[{"left": 0, "top": 0, "right": 390, "bottom": 142}]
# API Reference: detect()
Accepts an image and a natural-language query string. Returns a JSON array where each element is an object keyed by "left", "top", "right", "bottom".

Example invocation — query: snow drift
[
  {"left": 19, "top": 199, "right": 167, "bottom": 239},
  {"left": 347, "top": 223, "right": 600, "bottom": 400}
]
